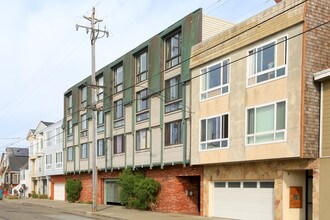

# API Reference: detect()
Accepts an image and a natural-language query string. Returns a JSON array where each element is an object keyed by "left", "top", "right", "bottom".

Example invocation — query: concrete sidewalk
[{"left": 5, "top": 198, "right": 230, "bottom": 220}]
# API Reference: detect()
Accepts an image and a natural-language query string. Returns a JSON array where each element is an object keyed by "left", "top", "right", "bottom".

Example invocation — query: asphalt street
[{"left": 0, "top": 201, "right": 111, "bottom": 220}]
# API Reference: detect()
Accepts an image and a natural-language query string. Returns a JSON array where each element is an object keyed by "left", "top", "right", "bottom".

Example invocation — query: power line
[{"left": 0, "top": 0, "right": 314, "bottom": 149}]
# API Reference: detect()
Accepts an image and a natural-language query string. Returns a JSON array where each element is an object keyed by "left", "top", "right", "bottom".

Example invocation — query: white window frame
[
  {"left": 81, "top": 143, "right": 88, "bottom": 159},
  {"left": 136, "top": 129, "right": 148, "bottom": 151},
  {"left": 246, "top": 35, "right": 288, "bottom": 88},
  {"left": 55, "top": 128, "right": 61, "bottom": 145},
  {"left": 46, "top": 131, "right": 52, "bottom": 147},
  {"left": 55, "top": 151, "right": 63, "bottom": 168},
  {"left": 199, "top": 113, "right": 230, "bottom": 151},
  {"left": 12, "top": 173, "right": 19, "bottom": 184},
  {"left": 114, "top": 65, "right": 123, "bottom": 93},
  {"left": 45, "top": 154, "right": 52, "bottom": 170},
  {"left": 96, "top": 75, "right": 104, "bottom": 101},
  {"left": 67, "top": 146, "right": 74, "bottom": 161},
  {"left": 97, "top": 139, "right": 105, "bottom": 156},
  {"left": 200, "top": 58, "right": 230, "bottom": 101},
  {"left": 136, "top": 50, "right": 148, "bottom": 83},
  {"left": 245, "top": 100, "right": 287, "bottom": 146}
]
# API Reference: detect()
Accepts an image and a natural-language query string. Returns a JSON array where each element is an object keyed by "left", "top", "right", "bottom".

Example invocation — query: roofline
[{"left": 314, "top": 68, "right": 330, "bottom": 82}]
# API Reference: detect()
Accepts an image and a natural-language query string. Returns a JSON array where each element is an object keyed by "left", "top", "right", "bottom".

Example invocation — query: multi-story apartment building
[
  {"left": 0, "top": 147, "right": 29, "bottom": 196},
  {"left": 60, "top": 9, "right": 233, "bottom": 214},
  {"left": 314, "top": 68, "right": 330, "bottom": 220},
  {"left": 42, "top": 120, "right": 65, "bottom": 201},
  {"left": 190, "top": 0, "right": 329, "bottom": 219},
  {"left": 27, "top": 121, "right": 54, "bottom": 195}
]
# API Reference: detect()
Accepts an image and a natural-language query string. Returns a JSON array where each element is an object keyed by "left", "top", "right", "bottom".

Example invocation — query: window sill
[
  {"left": 199, "top": 146, "right": 229, "bottom": 152},
  {"left": 97, "top": 155, "right": 105, "bottom": 158},
  {"left": 245, "top": 139, "right": 286, "bottom": 147},
  {"left": 164, "top": 64, "right": 181, "bottom": 73},
  {"left": 164, "top": 144, "right": 183, "bottom": 149},
  {"left": 80, "top": 158, "right": 88, "bottom": 161},
  {"left": 136, "top": 149, "right": 150, "bottom": 153},
  {"left": 246, "top": 74, "right": 287, "bottom": 89},
  {"left": 200, "top": 91, "right": 229, "bottom": 102},
  {"left": 113, "top": 153, "right": 125, "bottom": 157}
]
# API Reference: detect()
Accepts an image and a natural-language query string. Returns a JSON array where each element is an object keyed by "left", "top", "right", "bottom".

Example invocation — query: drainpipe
[{"left": 182, "top": 82, "right": 187, "bottom": 167}]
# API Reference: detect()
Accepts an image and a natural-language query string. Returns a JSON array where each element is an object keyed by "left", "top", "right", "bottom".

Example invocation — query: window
[
  {"left": 114, "top": 99, "right": 124, "bottom": 128},
  {"left": 247, "top": 101, "right": 286, "bottom": 145},
  {"left": 55, "top": 128, "right": 61, "bottom": 144},
  {"left": 81, "top": 143, "right": 88, "bottom": 159},
  {"left": 67, "top": 120, "right": 73, "bottom": 141},
  {"left": 81, "top": 86, "right": 87, "bottom": 108},
  {"left": 81, "top": 114, "right": 88, "bottom": 137},
  {"left": 96, "top": 75, "right": 104, "bottom": 101},
  {"left": 46, "top": 131, "right": 52, "bottom": 147},
  {"left": 67, "top": 93, "right": 72, "bottom": 114},
  {"left": 5, "top": 174, "right": 10, "bottom": 184},
  {"left": 97, "top": 110, "right": 104, "bottom": 132},
  {"left": 201, "top": 59, "right": 230, "bottom": 100},
  {"left": 12, "top": 174, "right": 19, "bottom": 184},
  {"left": 247, "top": 36, "right": 287, "bottom": 86},
  {"left": 114, "top": 65, "right": 123, "bottom": 93},
  {"left": 136, "top": 89, "right": 149, "bottom": 122},
  {"left": 56, "top": 152, "right": 63, "bottom": 168},
  {"left": 136, "top": 51, "right": 148, "bottom": 83},
  {"left": 46, "top": 154, "right": 52, "bottom": 169},
  {"left": 114, "top": 135, "right": 125, "bottom": 154},
  {"left": 165, "top": 30, "right": 182, "bottom": 69},
  {"left": 97, "top": 139, "right": 105, "bottom": 156},
  {"left": 165, "top": 120, "right": 183, "bottom": 146},
  {"left": 67, "top": 146, "right": 73, "bottom": 161},
  {"left": 200, "top": 114, "right": 229, "bottom": 150},
  {"left": 136, "top": 129, "right": 148, "bottom": 150},
  {"left": 165, "top": 75, "right": 182, "bottom": 113}
]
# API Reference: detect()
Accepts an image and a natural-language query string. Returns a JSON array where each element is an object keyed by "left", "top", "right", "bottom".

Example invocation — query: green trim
[
  {"left": 160, "top": 92, "right": 164, "bottom": 169},
  {"left": 87, "top": 132, "right": 90, "bottom": 172},
  {"left": 132, "top": 102, "right": 135, "bottom": 169},
  {"left": 104, "top": 112, "right": 108, "bottom": 172},
  {"left": 182, "top": 83, "right": 187, "bottom": 167},
  {"left": 64, "top": 132, "right": 67, "bottom": 175},
  {"left": 73, "top": 125, "right": 76, "bottom": 174},
  {"left": 124, "top": 107, "right": 127, "bottom": 168},
  {"left": 149, "top": 102, "right": 152, "bottom": 168},
  {"left": 78, "top": 121, "right": 81, "bottom": 174},
  {"left": 109, "top": 111, "right": 113, "bottom": 171}
]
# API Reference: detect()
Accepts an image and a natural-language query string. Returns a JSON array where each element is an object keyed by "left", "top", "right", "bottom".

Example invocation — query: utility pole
[{"left": 76, "top": 7, "right": 109, "bottom": 213}]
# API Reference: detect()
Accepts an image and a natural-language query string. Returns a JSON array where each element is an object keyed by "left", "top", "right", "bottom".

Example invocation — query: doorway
[
  {"left": 104, "top": 179, "right": 121, "bottom": 205},
  {"left": 306, "top": 170, "right": 313, "bottom": 220}
]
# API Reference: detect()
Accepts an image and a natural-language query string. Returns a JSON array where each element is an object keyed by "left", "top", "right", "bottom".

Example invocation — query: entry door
[{"left": 105, "top": 180, "right": 120, "bottom": 204}]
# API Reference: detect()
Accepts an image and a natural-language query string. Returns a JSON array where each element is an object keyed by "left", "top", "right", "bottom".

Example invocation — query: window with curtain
[
  {"left": 81, "top": 86, "right": 87, "bottom": 107},
  {"left": 114, "top": 65, "right": 123, "bottom": 93},
  {"left": 114, "top": 99, "right": 124, "bottom": 128},
  {"left": 136, "top": 50, "right": 148, "bottom": 83},
  {"left": 97, "top": 139, "right": 104, "bottom": 156},
  {"left": 97, "top": 110, "right": 104, "bottom": 132},
  {"left": 165, "top": 30, "right": 182, "bottom": 69},
  {"left": 247, "top": 101, "right": 286, "bottom": 144},
  {"left": 136, "top": 89, "right": 149, "bottom": 122},
  {"left": 114, "top": 135, "right": 125, "bottom": 154},
  {"left": 136, "top": 129, "right": 148, "bottom": 150},
  {"left": 165, "top": 120, "right": 183, "bottom": 146},
  {"left": 200, "top": 114, "right": 229, "bottom": 150},
  {"left": 165, "top": 75, "right": 182, "bottom": 113},
  {"left": 96, "top": 75, "right": 104, "bottom": 101},
  {"left": 81, "top": 143, "right": 88, "bottom": 159}
]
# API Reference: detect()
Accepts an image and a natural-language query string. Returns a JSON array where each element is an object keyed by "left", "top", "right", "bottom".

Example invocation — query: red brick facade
[{"left": 63, "top": 165, "right": 203, "bottom": 215}]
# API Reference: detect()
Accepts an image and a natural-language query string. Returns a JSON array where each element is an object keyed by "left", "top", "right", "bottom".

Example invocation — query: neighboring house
[
  {"left": 0, "top": 147, "right": 29, "bottom": 196},
  {"left": 190, "top": 0, "right": 328, "bottom": 219},
  {"left": 43, "top": 120, "right": 65, "bottom": 201},
  {"left": 18, "top": 162, "right": 30, "bottom": 197},
  {"left": 313, "top": 69, "right": 330, "bottom": 220},
  {"left": 61, "top": 9, "right": 233, "bottom": 214},
  {"left": 26, "top": 121, "right": 54, "bottom": 195}
]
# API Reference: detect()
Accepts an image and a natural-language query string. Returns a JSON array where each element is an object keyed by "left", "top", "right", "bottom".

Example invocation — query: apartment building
[
  {"left": 190, "top": 0, "right": 329, "bottom": 219},
  {"left": 27, "top": 121, "right": 54, "bottom": 195},
  {"left": 0, "top": 147, "right": 29, "bottom": 196},
  {"left": 60, "top": 9, "right": 233, "bottom": 214},
  {"left": 42, "top": 120, "right": 65, "bottom": 201},
  {"left": 314, "top": 69, "right": 330, "bottom": 220}
]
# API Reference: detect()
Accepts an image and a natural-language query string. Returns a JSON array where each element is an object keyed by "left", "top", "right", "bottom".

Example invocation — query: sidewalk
[{"left": 5, "top": 198, "right": 231, "bottom": 220}]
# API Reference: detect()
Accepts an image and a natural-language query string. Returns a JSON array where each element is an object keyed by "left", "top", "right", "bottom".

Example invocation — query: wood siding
[{"left": 322, "top": 81, "right": 330, "bottom": 156}]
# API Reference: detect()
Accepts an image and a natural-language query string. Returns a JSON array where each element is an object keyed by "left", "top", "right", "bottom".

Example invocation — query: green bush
[
  {"left": 31, "top": 193, "right": 39, "bottom": 198},
  {"left": 119, "top": 168, "right": 160, "bottom": 210},
  {"left": 65, "top": 178, "right": 82, "bottom": 203},
  {"left": 38, "top": 194, "right": 48, "bottom": 199}
]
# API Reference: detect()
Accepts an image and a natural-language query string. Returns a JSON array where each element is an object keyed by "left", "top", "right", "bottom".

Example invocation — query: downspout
[
  {"left": 78, "top": 122, "right": 81, "bottom": 174},
  {"left": 109, "top": 112, "right": 113, "bottom": 171},
  {"left": 73, "top": 125, "right": 76, "bottom": 174},
  {"left": 149, "top": 99, "right": 152, "bottom": 169},
  {"left": 160, "top": 91, "right": 164, "bottom": 169},
  {"left": 124, "top": 107, "right": 127, "bottom": 168},
  {"left": 132, "top": 102, "right": 135, "bottom": 169},
  {"left": 87, "top": 127, "right": 90, "bottom": 173},
  {"left": 182, "top": 82, "right": 187, "bottom": 167},
  {"left": 104, "top": 112, "right": 107, "bottom": 172}
]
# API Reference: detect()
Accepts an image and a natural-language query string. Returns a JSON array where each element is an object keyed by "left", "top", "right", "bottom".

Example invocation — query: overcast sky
[{"left": 0, "top": 0, "right": 276, "bottom": 153}]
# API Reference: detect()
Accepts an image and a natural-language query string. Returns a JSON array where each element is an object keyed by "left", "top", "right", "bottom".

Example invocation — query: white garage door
[
  {"left": 54, "top": 183, "right": 65, "bottom": 201},
  {"left": 212, "top": 181, "right": 274, "bottom": 220}
]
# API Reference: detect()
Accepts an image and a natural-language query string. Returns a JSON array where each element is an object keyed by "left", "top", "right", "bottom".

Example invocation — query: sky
[{"left": 0, "top": 0, "right": 276, "bottom": 153}]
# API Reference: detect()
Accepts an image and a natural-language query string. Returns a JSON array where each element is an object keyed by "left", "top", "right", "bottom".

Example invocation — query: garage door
[
  {"left": 212, "top": 181, "right": 274, "bottom": 220},
  {"left": 54, "top": 183, "right": 65, "bottom": 201}
]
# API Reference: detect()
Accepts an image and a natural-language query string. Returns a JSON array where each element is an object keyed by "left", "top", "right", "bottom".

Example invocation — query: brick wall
[
  {"left": 303, "top": 0, "right": 330, "bottom": 158},
  {"left": 64, "top": 165, "right": 203, "bottom": 215},
  {"left": 145, "top": 165, "right": 203, "bottom": 215}
]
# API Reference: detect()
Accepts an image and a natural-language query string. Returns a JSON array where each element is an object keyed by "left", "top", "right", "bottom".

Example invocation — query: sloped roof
[{"left": 7, "top": 147, "right": 29, "bottom": 172}]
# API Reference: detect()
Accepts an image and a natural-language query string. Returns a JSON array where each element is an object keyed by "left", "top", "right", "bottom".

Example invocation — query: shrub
[
  {"left": 38, "top": 194, "right": 48, "bottom": 199},
  {"left": 65, "top": 178, "right": 82, "bottom": 203},
  {"left": 31, "top": 193, "right": 39, "bottom": 198},
  {"left": 119, "top": 168, "right": 160, "bottom": 210},
  {"left": 7, "top": 195, "right": 18, "bottom": 199}
]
